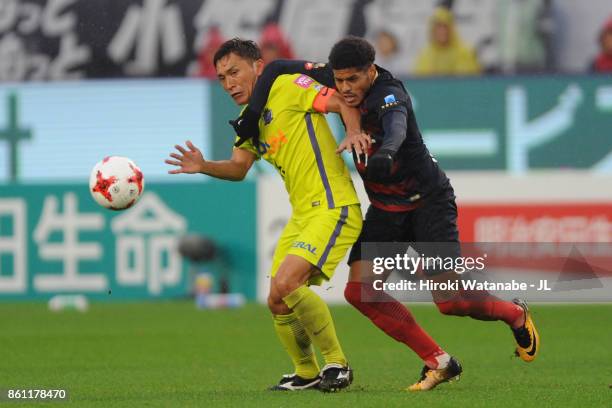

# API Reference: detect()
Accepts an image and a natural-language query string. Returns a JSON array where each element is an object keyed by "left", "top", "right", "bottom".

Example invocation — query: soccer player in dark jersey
[{"left": 232, "top": 37, "right": 540, "bottom": 391}]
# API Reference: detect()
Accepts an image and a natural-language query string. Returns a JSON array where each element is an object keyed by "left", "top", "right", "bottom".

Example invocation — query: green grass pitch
[{"left": 1, "top": 302, "right": 611, "bottom": 407}]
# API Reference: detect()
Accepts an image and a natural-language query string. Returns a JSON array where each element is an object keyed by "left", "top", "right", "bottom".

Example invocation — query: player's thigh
[
  {"left": 269, "top": 216, "right": 302, "bottom": 281},
  {"left": 348, "top": 205, "right": 411, "bottom": 271},
  {"left": 289, "top": 204, "right": 362, "bottom": 286},
  {"left": 272, "top": 254, "right": 318, "bottom": 298},
  {"left": 410, "top": 193, "right": 461, "bottom": 277},
  {"left": 348, "top": 260, "right": 393, "bottom": 283},
  {"left": 411, "top": 192, "right": 459, "bottom": 243}
]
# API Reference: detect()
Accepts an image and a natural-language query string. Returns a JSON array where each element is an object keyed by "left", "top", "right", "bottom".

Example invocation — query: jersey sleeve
[
  {"left": 249, "top": 60, "right": 335, "bottom": 115},
  {"left": 365, "top": 82, "right": 410, "bottom": 120},
  {"left": 380, "top": 109, "right": 408, "bottom": 154},
  {"left": 233, "top": 136, "right": 260, "bottom": 158},
  {"left": 272, "top": 74, "right": 331, "bottom": 113}
]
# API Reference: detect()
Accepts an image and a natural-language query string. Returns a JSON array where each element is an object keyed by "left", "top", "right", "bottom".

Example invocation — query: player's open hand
[
  {"left": 165, "top": 141, "right": 205, "bottom": 174},
  {"left": 336, "top": 130, "right": 372, "bottom": 163}
]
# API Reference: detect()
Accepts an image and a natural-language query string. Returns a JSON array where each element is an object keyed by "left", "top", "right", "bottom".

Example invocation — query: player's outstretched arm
[
  {"left": 165, "top": 141, "right": 256, "bottom": 181},
  {"left": 366, "top": 110, "right": 408, "bottom": 181},
  {"left": 321, "top": 91, "right": 372, "bottom": 158}
]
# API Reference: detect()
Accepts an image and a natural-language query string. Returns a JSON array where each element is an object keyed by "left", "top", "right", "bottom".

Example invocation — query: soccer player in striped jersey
[
  {"left": 233, "top": 36, "right": 540, "bottom": 392},
  {"left": 165, "top": 39, "right": 363, "bottom": 392}
]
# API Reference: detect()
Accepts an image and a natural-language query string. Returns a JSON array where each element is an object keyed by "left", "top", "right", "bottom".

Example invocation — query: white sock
[{"left": 434, "top": 352, "right": 451, "bottom": 369}]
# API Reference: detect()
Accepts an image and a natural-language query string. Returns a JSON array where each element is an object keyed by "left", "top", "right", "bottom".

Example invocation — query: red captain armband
[{"left": 312, "top": 87, "right": 336, "bottom": 113}]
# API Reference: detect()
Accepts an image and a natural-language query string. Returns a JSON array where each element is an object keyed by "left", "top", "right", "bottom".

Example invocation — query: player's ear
[
  {"left": 367, "top": 64, "right": 377, "bottom": 80},
  {"left": 254, "top": 59, "right": 265, "bottom": 76}
]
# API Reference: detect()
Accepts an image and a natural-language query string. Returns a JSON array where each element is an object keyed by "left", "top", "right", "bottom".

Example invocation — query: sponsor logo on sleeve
[
  {"left": 381, "top": 94, "right": 400, "bottom": 109},
  {"left": 294, "top": 74, "right": 314, "bottom": 88},
  {"left": 304, "top": 62, "right": 327, "bottom": 70}
]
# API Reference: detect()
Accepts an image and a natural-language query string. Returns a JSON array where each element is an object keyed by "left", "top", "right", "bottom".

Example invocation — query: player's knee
[
  {"left": 344, "top": 282, "right": 373, "bottom": 317},
  {"left": 267, "top": 294, "right": 289, "bottom": 315},
  {"left": 344, "top": 282, "right": 362, "bottom": 307},
  {"left": 435, "top": 300, "right": 454, "bottom": 315},
  {"left": 273, "top": 280, "right": 290, "bottom": 299},
  {"left": 266, "top": 294, "right": 277, "bottom": 312},
  {"left": 435, "top": 300, "right": 468, "bottom": 316},
  {"left": 273, "top": 275, "right": 299, "bottom": 299}
]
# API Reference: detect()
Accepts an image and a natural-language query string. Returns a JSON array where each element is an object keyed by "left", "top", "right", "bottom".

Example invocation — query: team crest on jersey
[
  {"left": 263, "top": 108, "right": 273, "bottom": 125},
  {"left": 381, "top": 93, "right": 401, "bottom": 110},
  {"left": 384, "top": 94, "right": 396, "bottom": 103},
  {"left": 294, "top": 74, "right": 314, "bottom": 88}
]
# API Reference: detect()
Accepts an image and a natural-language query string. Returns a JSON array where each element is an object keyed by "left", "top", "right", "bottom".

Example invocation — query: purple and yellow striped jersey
[{"left": 236, "top": 74, "right": 359, "bottom": 213}]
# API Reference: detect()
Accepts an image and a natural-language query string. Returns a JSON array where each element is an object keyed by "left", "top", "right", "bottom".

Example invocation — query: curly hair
[{"left": 328, "top": 36, "right": 375, "bottom": 70}]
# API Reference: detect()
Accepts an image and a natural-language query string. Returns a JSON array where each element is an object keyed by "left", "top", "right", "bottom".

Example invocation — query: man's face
[
  {"left": 216, "top": 52, "right": 264, "bottom": 105},
  {"left": 332, "top": 64, "right": 377, "bottom": 107},
  {"left": 433, "top": 22, "right": 451, "bottom": 47},
  {"left": 603, "top": 31, "right": 612, "bottom": 55},
  {"left": 376, "top": 32, "right": 396, "bottom": 57}
]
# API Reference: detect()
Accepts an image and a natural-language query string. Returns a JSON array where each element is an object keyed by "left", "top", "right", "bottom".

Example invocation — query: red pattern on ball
[
  {"left": 92, "top": 171, "right": 117, "bottom": 202},
  {"left": 128, "top": 164, "right": 144, "bottom": 193}
]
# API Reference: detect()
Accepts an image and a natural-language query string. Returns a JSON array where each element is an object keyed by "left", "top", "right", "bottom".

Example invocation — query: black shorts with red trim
[{"left": 348, "top": 187, "right": 460, "bottom": 266}]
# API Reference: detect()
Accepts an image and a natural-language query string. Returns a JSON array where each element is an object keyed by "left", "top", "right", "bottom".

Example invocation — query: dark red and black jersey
[
  {"left": 354, "top": 66, "right": 450, "bottom": 212},
  {"left": 247, "top": 61, "right": 452, "bottom": 212}
]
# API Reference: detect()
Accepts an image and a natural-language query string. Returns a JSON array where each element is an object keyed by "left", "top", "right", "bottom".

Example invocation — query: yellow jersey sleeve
[
  {"left": 270, "top": 74, "right": 325, "bottom": 113},
  {"left": 233, "top": 136, "right": 260, "bottom": 158}
]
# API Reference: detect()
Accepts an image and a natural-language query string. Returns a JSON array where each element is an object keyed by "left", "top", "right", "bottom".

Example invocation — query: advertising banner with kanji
[
  {"left": 0, "top": 182, "right": 257, "bottom": 300},
  {"left": 210, "top": 76, "right": 612, "bottom": 174}
]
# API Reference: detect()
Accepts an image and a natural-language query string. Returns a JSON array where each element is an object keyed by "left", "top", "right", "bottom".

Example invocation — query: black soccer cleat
[
  {"left": 268, "top": 373, "right": 321, "bottom": 391},
  {"left": 407, "top": 356, "right": 462, "bottom": 391},
  {"left": 318, "top": 363, "right": 353, "bottom": 392}
]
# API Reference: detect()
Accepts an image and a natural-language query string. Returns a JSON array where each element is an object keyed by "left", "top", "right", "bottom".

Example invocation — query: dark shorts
[{"left": 348, "top": 188, "right": 460, "bottom": 266}]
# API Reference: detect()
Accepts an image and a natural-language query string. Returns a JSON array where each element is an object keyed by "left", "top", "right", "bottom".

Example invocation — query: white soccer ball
[{"left": 89, "top": 156, "right": 144, "bottom": 210}]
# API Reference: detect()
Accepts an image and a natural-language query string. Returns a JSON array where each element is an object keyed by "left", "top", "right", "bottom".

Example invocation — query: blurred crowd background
[{"left": 0, "top": 0, "right": 611, "bottom": 82}]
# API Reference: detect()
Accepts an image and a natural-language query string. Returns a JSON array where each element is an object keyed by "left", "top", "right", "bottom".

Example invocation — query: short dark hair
[
  {"left": 213, "top": 38, "right": 262, "bottom": 66},
  {"left": 328, "top": 36, "right": 375, "bottom": 70}
]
